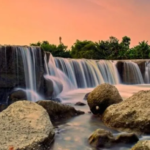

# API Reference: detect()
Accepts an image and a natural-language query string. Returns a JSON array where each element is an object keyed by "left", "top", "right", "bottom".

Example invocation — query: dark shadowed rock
[
  {"left": 0, "top": 104, "right": 7, "bottom": 112},
  {"left": 88, "top": 128, "right": 138, "bottom": 148},
  {"left": 49, "top": 97, "right": 61, "bottom": 102},
  {"left": 0, "top": 101, "right": 55, "bottom": 150},
  {"left": 0, "top": 46, "right": 45, "bottom": 104},
  {"left": 75, "top": 101, "right": 86, "bottom": 106},
  {"left": 87, "top": 83, "right": 122, "bottom": 115},
  {"left": 133, "top": 60, "right": 146, "bottom": 78},
  {"left": 0, "top": 90, "right": 27, "bottom": 112},
  {"left": 37, "top": 100, "right": 85, "bottom": 123},
  {"left": 8, "top": 89, "right": 27, "bottom": 104},
  {"left": 102, "top": 90, "right": 150, "bottom": 134},
  {"left": 116, "top": 60, "right": 146, "bottom": 84},
  {"left": 83, "top": 92, "right": 90, "bottom": 100},
  {"left": 44, "top": 77, "right": 63, "bottom": 98}
]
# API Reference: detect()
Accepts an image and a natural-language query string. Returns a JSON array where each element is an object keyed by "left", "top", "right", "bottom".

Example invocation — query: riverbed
[{"left": 50, "top": 84, "right": 150, "bottom": 150}]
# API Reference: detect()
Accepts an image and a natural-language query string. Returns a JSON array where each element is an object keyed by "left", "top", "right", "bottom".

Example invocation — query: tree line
[{"left": 30, "top": 36, "right": 150, "bottom": 59}]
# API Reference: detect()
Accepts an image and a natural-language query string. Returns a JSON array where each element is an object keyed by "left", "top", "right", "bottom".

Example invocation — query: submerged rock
[
  {"left": 131, "top": 140, "right": 150, "bottom": 150},
  {"left": 83, "top": 92, "right": 90, "bottom": 100},
  {"left": 44, "top": 77, "right": 63, "bottom": 98},
  {"left": 75, "top": 101, "right": 86, "bottom": 106},
  {"left": 88, "top": 128, "right": 138, "bottom": 148},
  {"left": 8, "top": 89, "right": 27, "bottom": 104},
  {"left": 37, "top": 100, "right": 85, "bottom": 123},
  {"left": 87, "top": 83, "right": 122, "bottom": 115},
  {"left": 0, "top": 101, "right": 54, "bottom": 150},
  {"left": 102, "top": 90, "right": 150, "bottom": 134}
]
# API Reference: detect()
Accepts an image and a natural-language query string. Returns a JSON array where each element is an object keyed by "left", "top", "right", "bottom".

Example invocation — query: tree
[
  {"left": 30, "top": 41, "right": 71, "bottom": 58},
  {"left": 71, "top": 40, "right": 98, "bottom": 59},
  {"left": 121, "top": 36, "right": 131, "bottom": 48}
]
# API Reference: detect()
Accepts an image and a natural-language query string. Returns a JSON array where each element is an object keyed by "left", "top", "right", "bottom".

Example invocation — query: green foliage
[
  {"left": 30, "top": 36, "right": 150, "bottom": 59},
  {"left": 30, "top": 41, "right": 71, "bottom": 58}
]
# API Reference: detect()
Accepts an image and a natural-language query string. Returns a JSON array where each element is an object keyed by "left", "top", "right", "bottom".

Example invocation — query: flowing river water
[{"left": 51, "top": 84, "right": 150, "bottom": 150}]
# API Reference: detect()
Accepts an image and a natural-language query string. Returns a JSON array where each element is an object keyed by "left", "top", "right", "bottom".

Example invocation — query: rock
[
  {"left": 75, "top": 101, "right": 86, "bottom": 106},
  {"left": 44, "top": 76, "right": 63, "bottom": 98},
  {"left": 0, "top": 104, "right": 7, "bottom": 112},
  {"left": 87, "top": 83, "right": 122, "bottom": 115},
  {"left": 48, "top": 97, "right": 61, "bottom": 102},
  {"left": 115, "top": 133, "right": 139, "bottom": 144},
  {"left": 37, "top": 100, "right": 85, "bottom": 123},
  {"left": 89, "top": 129, "right": 114, "bottom": 147},
  {"left": 88, "top": 128, "right": 138, "bottom": 148},
  {"left": 102, "top": 90, "right": 150, "bottom": 134},
  {"left": 116, "top": 61, "right": 124, "bottom": 83},
  {"left": 83, "top": 92, "right": 90, "bottom": 100},
  {"left": 131, "top": 140, "right": 150, "bottom": 150},
  {"left": 8, "top": 89, "right": 27, "bottom": 104},
  {"left": 0, "top": 101, "right": 55, "bottom": 150}
]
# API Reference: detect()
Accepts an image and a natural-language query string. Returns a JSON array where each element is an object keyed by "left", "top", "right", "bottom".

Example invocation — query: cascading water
[
  {"left": 44, "top": 54, "right": 75, "bottom": 97},
  {"left": 16, "top": 46, "right": 43, "bottom": 101},
  {"left": 144, "top": 61, "right": 150, "bottom": 83},
  {"left": 54, "top": 57, "right": 120, "bottom": 88},
  {"left": 1, "top": 45, "right": 150, "bottom": 103},
  {"left": 123, "top": 61, "right": 144, "bottom": 84}
]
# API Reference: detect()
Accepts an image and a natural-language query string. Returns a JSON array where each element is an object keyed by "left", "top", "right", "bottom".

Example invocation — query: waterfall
[
  {"left": 17, "top": 46, "right": 43, "bottom": 101},
  {"left": 44, "top": 54, "right": 75, "bottom": 98},
  {"left": 144, "top": 61, "right": 150, "bottom": 83},
  {"left": 54, "top": 57, "right": 120, "bottom": 88},
  {"left": 0, "top": 45, "right": 150, "bottom": 104},
  {"left": 123, "top": 61, "right": 144, "bottom": 84}
]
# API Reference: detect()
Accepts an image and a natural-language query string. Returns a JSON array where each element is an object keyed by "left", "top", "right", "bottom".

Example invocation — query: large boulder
[
  {"left": 88, "top": 128, "right": 138, "bottom": 148},
  {"left": 131, "top": 140, "right": 150, "bottom": 150},
  {"left": 87, "top": 83, "right": 122, "bottom": 115},
  {"left": 37, "top": 100, "right": 84, "bottom": 123},
  {"left": 102, "top": 90, "right": 150, "bottom": 134},
  {"left": 0, "top": 101, "right": 54, "bottom": 150}
]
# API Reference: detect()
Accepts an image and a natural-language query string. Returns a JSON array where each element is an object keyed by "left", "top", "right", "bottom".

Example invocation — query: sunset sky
[{"left": 0, "top": 0, "right": 150, "bottom": 48}]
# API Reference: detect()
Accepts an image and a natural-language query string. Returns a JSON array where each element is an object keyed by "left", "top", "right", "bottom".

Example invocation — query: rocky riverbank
[{"left": 1, "top": 84, "right": 150, "bottom": 150}]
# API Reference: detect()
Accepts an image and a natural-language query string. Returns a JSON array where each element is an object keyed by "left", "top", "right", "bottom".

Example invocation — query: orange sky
[{"left": 0, "top": 0, "right": 150, "bottom": 48}]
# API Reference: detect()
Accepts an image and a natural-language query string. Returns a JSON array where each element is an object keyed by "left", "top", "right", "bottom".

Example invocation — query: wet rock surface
[
  {"left": 8, "top": 89, "right": 27, "bottom": 103},
  {"left": 37, "top": 100, "right": 85, "bottom": 123},
  {"left": 87, "top": 83, "right": 122, "bottom": 115},
  {"left": 102, "top": 90, "right": 150, "bottom": 134},
  {"left": 131, "top": 140, "right": 150, "bottom": 150},
  {"left": 0, "top": 46, "right": 45, "bottom": 104},
  {"left": 83, "top": 92, "right": 90, "bottom": 100},
  {"left": 0, "top": 101, "right": 55, "bottom": 150},
  {"left": 89, "top": 128, "right": 138, "bottom": 148},
  {"left": 75, "top": 101, "right": 86, "bottom": 106}
]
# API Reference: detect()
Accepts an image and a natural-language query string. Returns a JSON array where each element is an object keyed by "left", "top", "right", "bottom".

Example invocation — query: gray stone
[
  {"left": 87, "top": 83, "right": 122, "bottom": 115},
  {"left": 89, "top": 128, "right": 138, "bottom": 148},
  {"left": 102, "top": 90, "right": 150, "bottom": 134},
  {"left": 0, "top": 101, "right": 54, "bottom": 150},
  {"left": 37, "top": 100, "right": 85, "bottom": 123}
]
